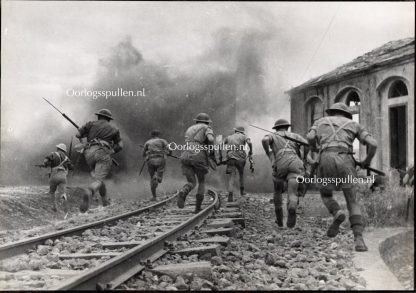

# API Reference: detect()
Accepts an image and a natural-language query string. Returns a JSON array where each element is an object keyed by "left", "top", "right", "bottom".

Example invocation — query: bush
[{"left": 358, "top": 171, "right": 413, "bottom": 227}]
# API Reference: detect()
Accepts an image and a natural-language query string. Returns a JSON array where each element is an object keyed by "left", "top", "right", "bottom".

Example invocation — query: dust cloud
[{"left": 1, "top": 17, "right": 292, "bottom": 193}]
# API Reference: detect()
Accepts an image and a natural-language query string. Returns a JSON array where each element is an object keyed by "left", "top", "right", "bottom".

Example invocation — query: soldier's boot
[
  {"left": 286, "top": 197, "right": 298, "bottom": 228},
  {"left": 327, "top": 210, "right": 346, "bottom": 237},
  {"left": 240, "top": 187, "right": 246, "bottom": 196},
  {"left": 350, "top": 215, "right": 368, "bottom": 252},
  {"left": 61, "top": 193, "right": 69, "bottom": 214},
  {"left": 51, "top": 193, "right": 58, "bottom": 212},
  {"left": 195, "top": 194, "right": 204, "bottom": 213},
  {"left": 228, "top": 192, "right": 234, "bottom": 202},
  {"left": 275, "top": 207, "right": 284, "bottom": 227},
  {"left": 99, "top": 183, "right": 110, "bottom": 207},
  {"left": 287, "top": 208, "right": 297, "bottom": 228},
  {"left": 177, "top": 184, "right": 192, "bottom": 209},
  {"left": 79, "top": 187, "right": 93, "bottom": 213}
]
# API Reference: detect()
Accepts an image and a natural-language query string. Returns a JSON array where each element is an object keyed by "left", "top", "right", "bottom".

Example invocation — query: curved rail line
[
  {"left": 49, "top": 189, "right": 219, "bottom": 290},
  {"left": 0, "top": 192, "right": 178, "bottom": 260}
]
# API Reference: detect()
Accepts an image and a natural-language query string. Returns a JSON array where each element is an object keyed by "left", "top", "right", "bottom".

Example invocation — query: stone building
[{"left": 287, "top": 38, "right": 414, "bottom": 173}]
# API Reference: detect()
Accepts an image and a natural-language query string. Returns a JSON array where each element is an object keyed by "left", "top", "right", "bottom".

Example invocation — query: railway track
[{"left": 0, "top": 189, "right": 246, "bottom": 290}]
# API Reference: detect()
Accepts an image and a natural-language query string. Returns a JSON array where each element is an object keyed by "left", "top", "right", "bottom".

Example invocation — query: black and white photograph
[{"left": 0, "top": 1, "right": 414, "bottom": 291}]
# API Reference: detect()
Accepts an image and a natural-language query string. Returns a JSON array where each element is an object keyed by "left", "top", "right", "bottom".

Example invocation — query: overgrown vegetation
[{"left": 358, "top": 171, "right": 414, "bottom": 227}]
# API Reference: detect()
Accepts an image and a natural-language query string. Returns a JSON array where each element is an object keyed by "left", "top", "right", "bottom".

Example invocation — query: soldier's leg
[
  {"left": 273, "top": 177, "right": 285, "bottom": 227},
  {"left": 49, "top": 179, "right": 58, "bottom": 212},
  {"left": 286, "top": 178, "right": 299, "bottom": 228},
  {"left": 178, "top": 163, "right": 196, "bottom": 208},
  {"left": 320, "top": 189, "right": 346, "bottom": 237},
  {"left": 225, "top": 161, "right": 235, "bottom": 202},
  {"left": 238, "top": 161, "right": 245, "bottom": 196},
  {"left": 147, "top": 163, "right": 157, "bottom": 200},
  {"left": 195, "top": 171, "right": 206, "bottom": 213},
  {"left": 343, "top": 187, "right": 368, "bottom": 251}
]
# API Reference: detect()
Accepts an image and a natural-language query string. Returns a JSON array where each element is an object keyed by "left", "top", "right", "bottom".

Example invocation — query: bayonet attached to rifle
[{"left": 43, "top": 97, "right": 119, "bottom": 167}]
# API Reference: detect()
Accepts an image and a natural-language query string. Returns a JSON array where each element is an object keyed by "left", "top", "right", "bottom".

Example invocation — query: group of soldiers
[{"left": 42, "top": 102, "right": 380, "bottom": 252}]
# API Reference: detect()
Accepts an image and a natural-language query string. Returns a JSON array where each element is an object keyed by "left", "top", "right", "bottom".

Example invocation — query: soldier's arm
[
  {"left": 357, "top": 125, "right": 377, "bottom": 167},
  {"left": 142, "top": 142, "right": 148, "bottom": 157},
  {"left": 112, "top": 130, "right": 123, "bottom": 154},
  {"left": 163, "top": 139, "right": 172, "bottom": 156},
  {"left": 43, "top": 153, "right": 53, "bottom": 167},
  {"left": 306, "top": 122, "right": 319, "bottom": 151},
  {"left": 76, "top": 122, "right": 90, "bottom": 141},
  {"left": 261, "top": 135, "right": 273, "bottom": 161},
  {"left": 247, "top": 138, "right": 253, "bottom": 156},
  {"left": 66, "top": 160, "right": 75, "bottom": 171},
  {"left": 219, "top": 137, "right": 227, "bottom": 162}
]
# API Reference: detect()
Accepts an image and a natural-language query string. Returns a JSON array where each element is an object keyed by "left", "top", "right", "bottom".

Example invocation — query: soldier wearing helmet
[
  {"left": 76, "top": 109, "right": 124, "bottom": 212},
  {"left": 219, "top": 126, "right": 253, "bottom": 202},
  {"left": 143, "top": 130, "right": 172, "bottom": 201},
  {"left": 177, "top": 113, "right": 215, "bottom": 213},
  {"left": 262, "top": 118, "right": 308, "bottom": 228},
  {"left": 306, "top": 102, "right": 377, "bottom": 252},
  {"left": 42, "top": 143, "right": 74, "bottom": 214}
]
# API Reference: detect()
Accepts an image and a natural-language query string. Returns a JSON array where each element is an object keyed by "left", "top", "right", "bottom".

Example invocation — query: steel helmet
[
  {"left": 56, "top": 143, "right": 67, "bottom": 153},
  {"left": 326, "top": 102, "right": 352, "bottom": 119},
  {"left": 272, "top": 119, "right": 291, "bottom": 129},
  {"left": 233, "top": 126, "right": 245, "bottom": 134},
  {"left": 95, "top": 109, "right": 114, "bottom": 120},
  {"left": 193, "top": 113, "right": 212, "bottom": 123}
]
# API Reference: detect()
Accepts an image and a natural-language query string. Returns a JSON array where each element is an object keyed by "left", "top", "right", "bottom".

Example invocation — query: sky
[{"left": 1, "top": 1, "right": 415, "bottom": 143}]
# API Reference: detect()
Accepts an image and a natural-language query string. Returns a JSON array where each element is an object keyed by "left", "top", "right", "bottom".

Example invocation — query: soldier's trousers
[
  {"left": 49, "top": 168, "right": 68, "bottom": 209},
  {"left": 147, "top": 157, "right": 166, "bottom": 196},
  {"left": 318, "top": 149, "right": 364, "bottom": 236},
  {"left": 84, "top": 145, "right": 112, "bottom": 201},
  {"left": 226, "top": 159, "right": 245, "bottom": 192},
  {"left": 180, "top": 159, "right": 208, "bottom": 196}
]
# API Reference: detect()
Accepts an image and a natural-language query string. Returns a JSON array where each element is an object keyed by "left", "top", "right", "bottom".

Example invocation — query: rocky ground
[
  {"left": 123, "top": 192, "right": 368, "bottom": 290},
  {"left": 0, "top": 185, "right": 173, "bottom": 244}
]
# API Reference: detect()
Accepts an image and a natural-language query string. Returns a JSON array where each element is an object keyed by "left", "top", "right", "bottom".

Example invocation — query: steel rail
[
  {"left": 52, "top": 189, "right": 219, "bottom": 290},
  {"left": 0, "top": 192, "right": 178, "bottom": 260}
]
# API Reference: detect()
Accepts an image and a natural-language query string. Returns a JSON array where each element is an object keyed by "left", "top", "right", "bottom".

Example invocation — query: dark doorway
[{"left": 389, "top": 105, "right": 407, "bottom": 172}]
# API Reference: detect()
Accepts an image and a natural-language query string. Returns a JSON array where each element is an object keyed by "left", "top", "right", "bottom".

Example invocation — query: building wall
[{"left": 289, "top": 59, "right": 414, "bottom": 172}]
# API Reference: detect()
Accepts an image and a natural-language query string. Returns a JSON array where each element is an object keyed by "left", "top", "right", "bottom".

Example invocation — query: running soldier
[
  {"left": 177, "top": 113, "right": 215, "bottom": 213},
  {"left": 42, "top": 143, "right": 74, "bottom": 214},
  {"left": 306, "top": 102, "right": 377, "bottom": 251},
  {"left": 219, "top": 126, "right": 253, "bottom": 202},
  {"left": 262, "top": 119, "right": 308, "bottom": 228},
  {"left": 142, "top": 130, "right": 171, "bottom": 201},
  {"left": 76, "top": 109, "right": 123, "bottom": 213}
]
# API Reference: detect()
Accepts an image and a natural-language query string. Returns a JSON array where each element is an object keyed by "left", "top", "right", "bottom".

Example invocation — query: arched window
[
  {"left": 389, "top": 80, "right": 408, "bottom": 98},
  {"left": 346, "top": 91, "right": 361, "bottom": 106}
]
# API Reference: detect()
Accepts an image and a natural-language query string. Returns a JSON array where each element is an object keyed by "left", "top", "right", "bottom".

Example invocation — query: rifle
[
  {"left": 43, "top": 97, "right": 119, "bottom": 167},
  {"left": 138, "top": 144, "right": 180, "bottom": 160},
  {"left": 346, "top": 152, "right": 386, "bottom": 176},
  {"left": 249, "top": 124, "right": 309, "bottom": 147},
  {"left": 139, "top": 160, "right": 147, "bottom": 176}
]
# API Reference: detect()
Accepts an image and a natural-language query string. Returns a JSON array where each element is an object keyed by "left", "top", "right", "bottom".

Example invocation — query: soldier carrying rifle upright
[
  {"left": 177, "top": 113, "right": 215, "bottom": 213},
  {"left": 306, "top": 102, "right": 377, "bottom": 252},
  {"left": 76, "top": 109, "right": 124, "bottom": 213},
  {"left": 142, "top": 130, "right": 172, "bottom": 201},
  {"left": 262, "top": 119, "right": 309, "bottom": 228},
  {"left": 219, "top": 126, "right": 253, "bottom": 202},
  {"left": 41, "top": 143, "right": 74, "bottom": 214}
]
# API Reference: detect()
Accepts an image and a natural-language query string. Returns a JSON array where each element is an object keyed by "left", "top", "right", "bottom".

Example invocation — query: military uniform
[
  {"left": 77, "top": 109, "right": 123, "bottom": 212},
  {"left": 223, "top": 127, "right": 252, "bottom": 201},
  {"left": 264, "top": 121, "right": 307, "bottom": 228},
  {"left": 143, "top": 136, "right": 170, "bottom": 199},
  {"left": 307, "top": 102, "right": 377, "bottom": 251},
  {"left": 177, "top": 113, "right": 215, "bottom": 213},
  {"left": 44, "top": 144, "right": 73, "bottom": 212}
]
